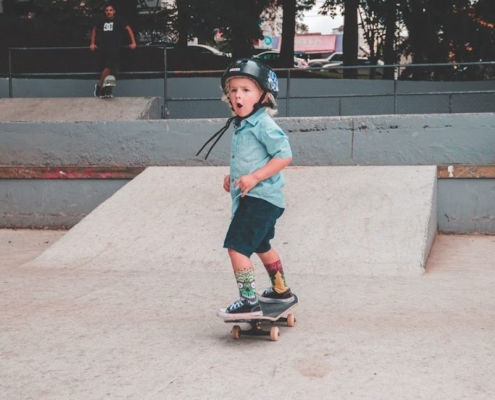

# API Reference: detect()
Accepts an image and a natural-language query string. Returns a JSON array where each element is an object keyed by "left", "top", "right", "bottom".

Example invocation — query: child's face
[{"left": 227, "top": 77, "right": 264, "bottom": 118}]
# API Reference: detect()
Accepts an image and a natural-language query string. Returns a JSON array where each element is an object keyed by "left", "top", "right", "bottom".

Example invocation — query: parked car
[
  {"left": 307, "top": 52, "right": 344, "bottom": 68},
  {"left": 183, "top": 44, "right": 230, "bottom": 57},
  {"left": 308, "top": 52, "right": 384, "bottom": 76},
  {"left": 254, "top": 51, "right": 308, "bottom": 69},
  {"left": 322, "top": 58, "right": 384, "bottom": 76}
]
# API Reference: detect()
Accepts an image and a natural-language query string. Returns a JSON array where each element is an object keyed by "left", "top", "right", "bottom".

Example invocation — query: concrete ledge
[
  {"left": 0, "top": 97, "right": 162, "bottom": 121},
  {"left": 25, "top": 166, "right": 437, "bottom": 276},
  {"left": 0, "top": 113, "right": 494, "bottom": 166}
]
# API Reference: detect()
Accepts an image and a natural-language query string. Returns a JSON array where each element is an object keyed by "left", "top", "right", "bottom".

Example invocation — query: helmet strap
[{"left": 196, "top": 116, "right": 235, "bottom": 160}]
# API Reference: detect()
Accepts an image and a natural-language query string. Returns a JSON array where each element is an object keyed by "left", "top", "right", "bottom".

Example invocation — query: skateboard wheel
[
  {"left": 287, "top": 313, "right": 296, "bottom": 327},
  {"left": 270, "top": 326, "right": 279, "bottom": 341},
  {"left": 231, "top": 325, "right": 241, "bottom": 340}
]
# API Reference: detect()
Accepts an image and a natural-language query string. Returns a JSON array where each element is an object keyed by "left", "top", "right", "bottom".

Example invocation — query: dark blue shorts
[
  {"left": 223, "top": 196, "right": 284, "bottom": 258},
  {"left": 101, "top": 49, "right": 119, "bottom": 70}
]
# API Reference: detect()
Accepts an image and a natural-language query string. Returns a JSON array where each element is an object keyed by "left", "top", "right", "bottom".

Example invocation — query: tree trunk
[
  {"left": 177, "top": 0, "right": 188, "bottom": 49},
  {"left": 343, "top": 0, "right": 359, "bottom": 79},
  {"left": 280, "top": 0, "right": 297, "bottom": 68},
  {"left": 383, "top": 0, "right": 396, "bottom": 80}
]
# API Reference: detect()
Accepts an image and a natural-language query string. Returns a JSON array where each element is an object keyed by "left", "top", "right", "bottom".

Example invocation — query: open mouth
[{"left": 236, "top": 103, "right": 242, "bottom": 109}]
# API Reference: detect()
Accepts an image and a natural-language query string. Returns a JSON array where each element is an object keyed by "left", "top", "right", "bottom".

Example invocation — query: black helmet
[{"left": 221, "top": 58, "right": 279, "bottom": 99}]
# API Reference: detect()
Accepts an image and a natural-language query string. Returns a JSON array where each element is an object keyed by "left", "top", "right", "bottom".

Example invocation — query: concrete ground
[{"left": 1, "top": 229, "right": 494, "bottom": 399}]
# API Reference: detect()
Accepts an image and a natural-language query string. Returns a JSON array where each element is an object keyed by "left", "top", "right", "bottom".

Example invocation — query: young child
[{"left": 214, "top": 58, "right": 296, "bottom": 319}]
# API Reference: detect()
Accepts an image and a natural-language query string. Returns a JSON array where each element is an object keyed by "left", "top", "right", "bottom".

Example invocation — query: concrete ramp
[
  {"left": 24, "top": 166, "right": 437, "bottom": 276},
  {"left": 0, "top": 97, "right": 161, "bottom": 121}
]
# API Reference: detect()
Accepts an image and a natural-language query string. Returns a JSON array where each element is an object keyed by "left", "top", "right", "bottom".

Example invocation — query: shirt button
[{"left": 232, "top": 155, "right": 235, "bottom": 158}]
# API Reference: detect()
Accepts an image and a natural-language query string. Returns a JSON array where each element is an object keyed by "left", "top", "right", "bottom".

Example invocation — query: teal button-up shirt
[{"left": 230, "top": 108, "right": 292, "bottom": 215}]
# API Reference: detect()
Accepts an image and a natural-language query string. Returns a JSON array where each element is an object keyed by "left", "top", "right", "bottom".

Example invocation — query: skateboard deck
[{"left": 222, "top": 295, "right": 298, "bottom": 341}]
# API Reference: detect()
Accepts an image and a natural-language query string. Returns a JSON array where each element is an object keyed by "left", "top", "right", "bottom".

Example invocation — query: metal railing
[{"left": 5, "top": 46, "right": 495, "bottom": 118}]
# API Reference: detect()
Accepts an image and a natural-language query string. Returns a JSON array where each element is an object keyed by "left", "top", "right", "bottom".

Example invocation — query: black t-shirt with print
[{"left": 94, "top": 15, "right": 128, "bottom": 50}]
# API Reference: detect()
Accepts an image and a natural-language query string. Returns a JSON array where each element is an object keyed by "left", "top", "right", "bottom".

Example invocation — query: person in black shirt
[{"left": 90, "top": 3, "right": 136, "bottom": 98}]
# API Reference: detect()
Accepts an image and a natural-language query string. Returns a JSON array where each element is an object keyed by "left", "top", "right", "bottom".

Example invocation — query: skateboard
[
  {"left": 101, "top": 75, "right": 116, "bottom": 98},
  {"left": 222, "top": 295, "right": 298, "bottom": 341}
]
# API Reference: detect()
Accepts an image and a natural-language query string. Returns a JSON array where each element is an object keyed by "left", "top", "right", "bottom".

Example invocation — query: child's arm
[
  {"left": 223, "top": 174, "right": 230, "bottom": 192},
  {"left": 235, "top": 157, "right": 292, "bottom": 197}
]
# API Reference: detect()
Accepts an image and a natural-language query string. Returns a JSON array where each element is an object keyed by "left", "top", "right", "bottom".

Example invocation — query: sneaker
[
  {"left": 217, "top": 298, "right": 262, "bottom": 319},
  {"left": 104, "top": 86, "right": 113, "bottom": 97},
  {"left": 94, "top": 83, "right": 102, "bottom": 98},
  {"left": 258, "top": 287, "right": 294, "bottom": 303}
]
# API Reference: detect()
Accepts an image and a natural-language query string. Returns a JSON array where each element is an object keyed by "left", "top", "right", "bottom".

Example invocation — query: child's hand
[
  {"left": 223, "top": 174, "right": 231, "bottom": 192},
  {"left": 234, "top": 174, "right": 259, "bottom": 197}
]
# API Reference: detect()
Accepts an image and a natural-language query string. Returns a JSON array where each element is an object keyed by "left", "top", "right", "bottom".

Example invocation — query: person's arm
[
  {"left": 90, "top": 26, "right": 97, "bottom": 51},
  {"left": 126, "top": 26, "right": 137, "bottom": 49},
  {"left": 234, "top": 157, "right": 292, "bottom": 197},
  {"left": 223, "top": 174, "right": 231, "bottom": 193}
]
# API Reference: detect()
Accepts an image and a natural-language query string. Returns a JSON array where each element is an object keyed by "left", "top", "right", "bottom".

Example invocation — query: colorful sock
[
  {"left": 264, "top": 259, "right": 289, "bottom": 294},
  {"left": 234, "top": 268, "right": 259, "bottom": 305}
]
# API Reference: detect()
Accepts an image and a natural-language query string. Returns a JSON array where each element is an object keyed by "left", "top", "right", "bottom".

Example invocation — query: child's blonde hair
[{"left": 222, "top": 77, "right": 278, "bottom": 116}]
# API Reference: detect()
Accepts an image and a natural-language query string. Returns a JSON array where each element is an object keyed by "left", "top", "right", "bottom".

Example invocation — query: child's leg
[
  {"left": 257, "top": 248, "right": 290, "bottom": 294},
  {"left": 228, "top": 248, "right": 259, "bottom": 305}
]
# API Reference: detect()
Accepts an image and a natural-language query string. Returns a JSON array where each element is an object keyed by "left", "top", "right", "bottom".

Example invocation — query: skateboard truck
[
  {"left": 222, "top": 295, "right": 298, "bottom": 341},
  {"left": 230, "top": 313, "right": 296, "bottom": 341}
]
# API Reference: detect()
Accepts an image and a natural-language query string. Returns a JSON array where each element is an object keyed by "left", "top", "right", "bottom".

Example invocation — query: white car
[
  {"left": 309, "top": 52, "right": 384, "bottom": 76},
  {"left": 254, "top": 51, "right": 308, "bottom": 68},
  {"left": 184, "top": 44, "right": 230, "bottom": 57},
  {"left": 307, "top": 52, "right": 344, "bottom": 68},
  {"left": 322, "top": 59, "right": 384, "bottom": 76}
]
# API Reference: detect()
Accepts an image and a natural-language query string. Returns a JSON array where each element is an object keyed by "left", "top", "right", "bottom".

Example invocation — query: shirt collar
[{"left": 235, "top": 107, "right": 267, "bottom": 128}]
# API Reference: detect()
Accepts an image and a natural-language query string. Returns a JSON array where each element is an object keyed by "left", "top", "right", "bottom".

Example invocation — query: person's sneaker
[
  {"left": 258, "top": 287, "right": 294, "bottom": 303},
  {"left": 94, "top": 83, "right": 102, "bottom": 98},
  {"left": 217, "top": 298, "right": 262, "bottom": 319}
]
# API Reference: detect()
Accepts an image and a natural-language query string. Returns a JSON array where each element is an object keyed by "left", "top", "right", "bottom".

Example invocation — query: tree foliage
[{"left": 2, "top": 0, "right": 495, "bottom": 77}]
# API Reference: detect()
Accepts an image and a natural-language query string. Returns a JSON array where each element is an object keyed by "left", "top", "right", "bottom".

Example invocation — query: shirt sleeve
[{"left": 258, "top": 118, "right": 292, "bottom": 159}]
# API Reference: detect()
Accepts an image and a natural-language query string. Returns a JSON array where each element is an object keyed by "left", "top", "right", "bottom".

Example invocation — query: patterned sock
[
  {"left": 234, "top": 268, "right": 259, "bottom": 305},
  {"left": 264, "top": 259, "right": 289, "bottom": 294}
]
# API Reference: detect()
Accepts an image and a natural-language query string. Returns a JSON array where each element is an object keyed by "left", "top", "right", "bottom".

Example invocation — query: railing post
[
  {"left": 285, "top": 68, "right": 291, "bottom": 117},
  {"left": 163, "top": 47, "right": 169, "bottom": 119},
  {"left": 393, "top": 65, "right": 398, "bottom": 114},
  {"left": 8, "top": 48, "right": 13, "bottom": 98}
]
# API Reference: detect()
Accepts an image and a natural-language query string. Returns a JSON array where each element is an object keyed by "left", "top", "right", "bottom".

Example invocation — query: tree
[
  {"left": 382, "top": 0, "right": 397, "bottom": 79},
  {"left": 359, "top": 0, "right": 402, "bottom": 79},
  {"left": 397, "top": 0, "right": 480, "bottom": 80},
  {"left": 170, "top": 1, "right": 275, "bottom": 58},
  {"left": 342, "top": 0, "right": 359, "bottom": 78},
  {"left": 321, "top": 0, "right": 359, "bottom": 77},
  {"left": 276, "top": 0, "right": 315, "bottom": 68},
  {"left": 279, "top": 0, "right": 297, "bottom": 67}
]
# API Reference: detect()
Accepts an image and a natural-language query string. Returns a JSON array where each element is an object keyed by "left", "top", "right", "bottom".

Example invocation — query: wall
[
  {"left": 2, "top": 77, "right": 495, "bottom": 118},
  {"left": 1, "top": 113, "right": 494, "bottom": 233}
]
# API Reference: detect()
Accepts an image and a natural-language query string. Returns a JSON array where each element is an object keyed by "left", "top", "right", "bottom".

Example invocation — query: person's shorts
[
  {"left": 223, "top": 196, "right": 284, "bottom": 258},
  {"left": 101, "top": 49, "right": 119, "bottom": 71}
]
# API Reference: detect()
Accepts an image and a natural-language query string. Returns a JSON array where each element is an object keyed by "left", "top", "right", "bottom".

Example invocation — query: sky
[{"left": 301, "top": 2, "right": 344, "bottom": 34}]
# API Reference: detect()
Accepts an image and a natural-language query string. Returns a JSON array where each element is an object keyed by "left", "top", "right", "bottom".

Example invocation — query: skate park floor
[{"left": 1, "top": 230, "right": 495, "bottom": 399}]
